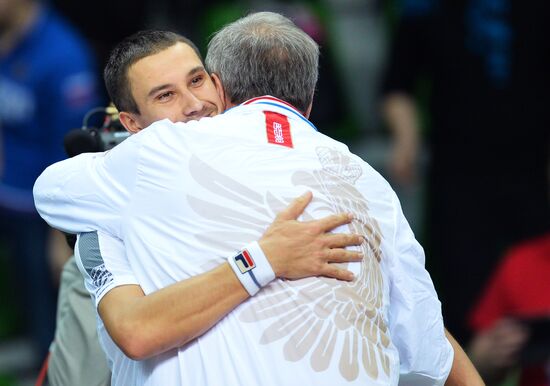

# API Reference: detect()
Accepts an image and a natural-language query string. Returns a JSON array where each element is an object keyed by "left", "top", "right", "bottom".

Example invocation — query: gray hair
[{"left": 205, "top": 12, "right": 319, "bottom": 113}]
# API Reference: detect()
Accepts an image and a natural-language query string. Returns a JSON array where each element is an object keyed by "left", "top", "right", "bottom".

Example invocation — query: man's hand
[
  {"left": 470, "top": 318, "right": 528, "bottom": 368},
  {"left": 259, "top": 191, "right": 364, "bottom": 281},
  {"left": 468, "top": 318, "right": 528, "bottom": 384}
]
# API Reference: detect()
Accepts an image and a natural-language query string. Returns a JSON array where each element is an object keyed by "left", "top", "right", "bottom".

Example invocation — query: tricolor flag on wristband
[
  {"left": 235, "top": 249, "right": 256, "bottom": 273},
  {"left": 228, "top": 241, "right": 275, "bottom": 296}
]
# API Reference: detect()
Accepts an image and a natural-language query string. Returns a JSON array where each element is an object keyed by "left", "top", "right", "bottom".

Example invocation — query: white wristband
[{"left": 227, "top": 241, "right": 275, "bottom": 296}]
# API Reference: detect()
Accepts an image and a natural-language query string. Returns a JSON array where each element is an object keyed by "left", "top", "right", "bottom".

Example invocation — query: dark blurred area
[
  {"left": 0, "top": 0, "right": 548, "bottom": 385},
  {"left": 383, "top": 0, "right": 550, "bottom": 334}
]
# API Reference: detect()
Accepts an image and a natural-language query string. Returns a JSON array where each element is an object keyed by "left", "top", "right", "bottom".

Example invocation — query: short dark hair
[{"left": 104, "top": 30, "right": 202, "bottom": 114}]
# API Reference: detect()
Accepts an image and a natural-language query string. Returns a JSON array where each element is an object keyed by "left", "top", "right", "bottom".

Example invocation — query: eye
[
  {"left": 156, "top": 91, "right": 175, "bottom": 101},
  {"left": 190, "top": 75, "right": 205, "bottom": 87}
]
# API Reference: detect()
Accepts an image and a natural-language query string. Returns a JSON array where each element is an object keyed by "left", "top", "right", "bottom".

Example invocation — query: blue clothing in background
[
  {"left": 0, "top": 5, "right": 101, "bottom": 212},
  {"left": 0, "top": 4, "right": 101, "bottom": 356}
]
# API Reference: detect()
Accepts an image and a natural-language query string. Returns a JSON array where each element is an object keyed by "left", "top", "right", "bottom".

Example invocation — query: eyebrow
[
  {"left": 188, "top": 66, "right": 206, "bottom": 77},
  {"left": 147, "top": 66, "right": 206, "bottom": 99}
]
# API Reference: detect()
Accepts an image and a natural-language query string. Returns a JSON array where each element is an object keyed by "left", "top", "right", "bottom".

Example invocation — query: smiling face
[{"left": 119, "top": 42, "right": 224, "bottom": 133}]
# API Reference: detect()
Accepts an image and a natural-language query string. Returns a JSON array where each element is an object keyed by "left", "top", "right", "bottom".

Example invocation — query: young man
[
  {"left": 36, "top": 14, "right": 482, "bottom": 386},
  {"left": 47, "top": 29, "right": 363, "bottom": 386}
]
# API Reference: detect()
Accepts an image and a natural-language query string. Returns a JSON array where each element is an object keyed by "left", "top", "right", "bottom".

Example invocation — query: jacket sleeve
[
  {"left": 75, "top": 231, "right": 139, "bottom": 308},
  {"left": 33, "top": 133, "right": 141, "bottom": 238},
  {"left": 387, "top": 194, "right": 454, "bottom": 385}
]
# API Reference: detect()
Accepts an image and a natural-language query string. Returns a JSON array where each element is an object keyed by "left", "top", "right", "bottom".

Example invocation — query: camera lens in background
[{"left": 63, "top": 129, "right": 102, "bottom": 157}]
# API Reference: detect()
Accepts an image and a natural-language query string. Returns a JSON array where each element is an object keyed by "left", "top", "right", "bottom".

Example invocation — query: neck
[
  {"left": 0, "top": 1, "right": 40, "bottom": 56},
  {"left": 224, "top": 95, "right": 236, "bottom": 111}
]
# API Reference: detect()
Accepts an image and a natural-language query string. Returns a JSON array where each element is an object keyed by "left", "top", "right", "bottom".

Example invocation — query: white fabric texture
[{"left": 34, "top": 96, "right": 453, "bottom": 386}]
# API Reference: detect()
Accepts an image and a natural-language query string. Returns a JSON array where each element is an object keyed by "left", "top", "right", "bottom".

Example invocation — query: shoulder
[{"left": 125, "top": 118, "right": 202, "bottom": 163}]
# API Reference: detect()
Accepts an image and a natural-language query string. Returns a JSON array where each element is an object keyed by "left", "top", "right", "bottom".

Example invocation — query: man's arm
[
  {"left": 445, "top": 329, "right": 485, "bottom": 386},
  {"left": 381, "top": 6, "right": 433, "bottom": 188},
  {"left": 34, "top": 132, "right": 141, "bottom": 237},
  {"left": 80, "top": 192, "right": 364, "bottom": 360},
  {"left": 388, "top": 195, "right": 485, "bottom": 385},
  {"left": 381, "top": 92, "right": 420, "bottom": 187}
]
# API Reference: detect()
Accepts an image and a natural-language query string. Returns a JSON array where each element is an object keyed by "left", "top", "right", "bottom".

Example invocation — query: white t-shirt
[{"left": 34, "top": 96, "right": 453, "bottom": 386}]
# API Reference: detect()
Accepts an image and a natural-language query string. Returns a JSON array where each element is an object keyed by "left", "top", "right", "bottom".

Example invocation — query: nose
[{"left": 181, "top": 91, "right": 205, "bottom": 118}]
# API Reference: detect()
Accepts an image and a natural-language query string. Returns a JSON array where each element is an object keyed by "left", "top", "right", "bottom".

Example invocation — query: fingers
[
  {"left": 317, "top": 248, "right": 363, "bottom": 282},
  {"left": 311, "top": 212, "right": 354, "bottom": 233},
  {"left": 324, "top": 248, "right": 363, "bottom": 263},
  {"left": 320, "top": 265, "right": 355, "bottom": 282},
  {"left": 275, "top": 191, "right": 313, "bottom": 221},
  {"left": 324, "top": 233, "right": 364, "bottom": 248}
]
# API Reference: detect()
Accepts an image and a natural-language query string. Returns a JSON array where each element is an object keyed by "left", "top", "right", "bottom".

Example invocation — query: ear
[
  {"left": 118, "top": 111, "right": 143, "bottom": 134},
  {"left": 210, "top": 73, "right": 231, "bottom": 109}
]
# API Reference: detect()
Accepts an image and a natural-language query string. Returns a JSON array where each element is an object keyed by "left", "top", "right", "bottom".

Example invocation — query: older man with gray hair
[{"left": 34, "top": 12, "right": 481, "bottom": 386}]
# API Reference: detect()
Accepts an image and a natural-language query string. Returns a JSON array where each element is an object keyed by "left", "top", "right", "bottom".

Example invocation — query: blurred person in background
[
  {"left": 0, "top": 0, "right": 101, "bottom": 360},
  {"left": 381, "top": 0, "right": 550, "bottom": 344},
  {"left": 468, "top": 231, "right": 550, "bottom": 386}
]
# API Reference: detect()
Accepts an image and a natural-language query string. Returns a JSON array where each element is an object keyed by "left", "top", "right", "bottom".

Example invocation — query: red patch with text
[{"left": 264, "top": 111, "right": 293, "bottom": 148}]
